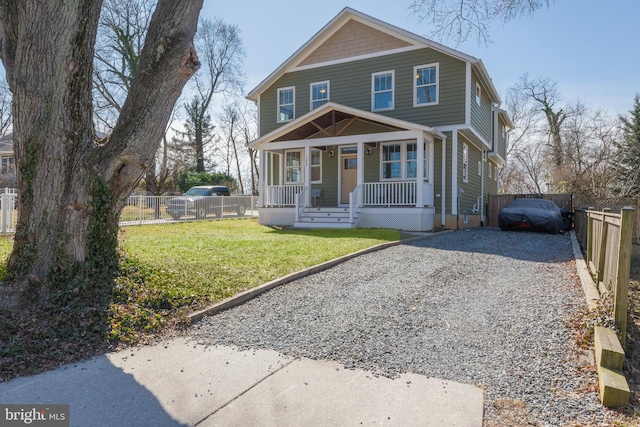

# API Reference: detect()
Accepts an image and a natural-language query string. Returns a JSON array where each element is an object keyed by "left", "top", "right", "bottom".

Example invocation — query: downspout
[
  {"left": 441, "top": 136, "right": 447, "bottom": 226},
  {"left": 481, "top": 150, "right": 485, "bottom": 226}
]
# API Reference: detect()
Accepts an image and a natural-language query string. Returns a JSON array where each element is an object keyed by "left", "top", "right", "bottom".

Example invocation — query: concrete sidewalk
[{"left": 0, "top": 337, "right": 484, "bottom": 426}]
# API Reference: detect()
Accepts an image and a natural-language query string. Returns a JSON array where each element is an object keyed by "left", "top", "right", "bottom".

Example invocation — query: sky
[{"left": 200, "top": 0, "right": 640, "bottom": 117}]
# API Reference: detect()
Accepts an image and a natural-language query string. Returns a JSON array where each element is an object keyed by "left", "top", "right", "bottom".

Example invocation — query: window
[
  {"left": 488, "top": 163, "right": 493, "bottom": 179},
  {"left": 414, "top": 64, "right": 438, "bottom": 106},
  {"left": 1, "top": 157, "right": 14, "bottom": 174},
  {"left": 372, "top": 70, "right": 394, "bottom": 111},
  {"left": 285, "top": 150, "right": 302, "bottom": 183},
  {"left": 278, "top": 87, "right": 295, "bottom": 122},
  {"left": 462, "top": 143, "right": 469, "bottom": 183},
  {"left": 382, "top": 144, "right": 401, "bottom": 179},
  {"left": 475, "top": 82, "right": 481, "bottom": 105},
  {"left": 311, "top": 149, "right": 322, "bottom": 183},
  {"left": 310, "top": 81, "right": 329, "bottom": 110},
  {"left": 382, "top": 142, "right": 428, "bottom": 180},
  {"left": 477, "top": 160, "right": 482, "bottom": 176}
]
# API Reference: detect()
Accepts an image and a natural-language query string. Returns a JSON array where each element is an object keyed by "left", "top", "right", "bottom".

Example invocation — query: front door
[{"left": 341, "top": 155, "right": 357, "bottom": 204}]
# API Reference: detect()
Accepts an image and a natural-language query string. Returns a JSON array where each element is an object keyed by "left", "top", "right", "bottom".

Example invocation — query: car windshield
[{"left": 184, "top": 188, "right": 210, "bottom": 196}]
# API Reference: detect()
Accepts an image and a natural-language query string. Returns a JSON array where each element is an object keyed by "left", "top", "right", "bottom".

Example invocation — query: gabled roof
[
  {"left": 247, "top": 7, "right": 501, "bottom": 104},
  {"left": 249, "top": 101, "right": 446, "bottom": 148}
]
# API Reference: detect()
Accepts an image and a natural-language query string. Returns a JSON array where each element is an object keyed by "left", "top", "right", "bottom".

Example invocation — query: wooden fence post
[{"left": 614, "top": 207, "right": 635, "bottom": 347}]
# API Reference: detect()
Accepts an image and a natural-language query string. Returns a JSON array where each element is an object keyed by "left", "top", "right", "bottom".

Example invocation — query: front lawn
[{"left": 0, "top": 219, "right": 399, "bottom": 379}]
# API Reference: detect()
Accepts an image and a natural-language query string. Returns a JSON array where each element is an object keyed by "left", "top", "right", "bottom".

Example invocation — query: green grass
[{"left": 119, "top": 218, "right": 399, "bottom": 308}]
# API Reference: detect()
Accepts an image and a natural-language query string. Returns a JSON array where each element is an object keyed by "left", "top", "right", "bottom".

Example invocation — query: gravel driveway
[{"left": 192, "top": 227, "right": 613, "bottom": 425}]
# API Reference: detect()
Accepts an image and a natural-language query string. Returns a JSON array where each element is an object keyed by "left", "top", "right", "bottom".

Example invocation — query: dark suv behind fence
[{"left": 165, "top": 186, "right": 249, "bottom": 220}]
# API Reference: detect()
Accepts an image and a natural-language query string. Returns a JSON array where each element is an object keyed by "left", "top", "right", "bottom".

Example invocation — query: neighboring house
[
  {"left": 247, "top": 7, "right": 511, "bottom": 231},
  {"left": 0, "top": 134, "right": 16, "bottom": 189}
]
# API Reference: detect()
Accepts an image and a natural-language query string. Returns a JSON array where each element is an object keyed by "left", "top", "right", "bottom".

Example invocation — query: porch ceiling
[{"left": 273, "top": 110, "right": 404, "bottom": 142}]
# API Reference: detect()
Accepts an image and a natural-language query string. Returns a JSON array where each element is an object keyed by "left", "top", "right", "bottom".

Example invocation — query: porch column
[
  {"left": 304, "top": 145, "right": 311, "bottom": 207},
  {"left": 416, "top": 135, "right": 425, "bottom": 208},
  {"left": 259, "top": 149, "right": 267, "bottom": 207},
  {"left": 357, "top": 141, "right": 364, "bottom": 206}
]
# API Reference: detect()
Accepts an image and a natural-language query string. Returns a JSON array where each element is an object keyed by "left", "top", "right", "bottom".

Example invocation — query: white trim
[
  {"left": 451, "top": 132, "right": 458, "bottom": 215},
  {"left": 371, "top": 70, "right": 395, "bottom": 112},
  {"left": 277, "top": 86, "right": 295, "bottom": 123},
  {"left": 293, "top": 46, "right": 420, "bottom": 72},
  {"left": 441, "top": 136, "right": 446, "bottom": 226},
  {"left": 263, "top": 130, "right": 422, "bottom": 151},
  {"left": 465, "top": 63, "right": 471, "bottom": 126},
  {"left": 413, "top": 63, "right": 439, "bottom": 107},
  {"left": 250, "top": 102, "right": 445, "bottom": 148},
  {"left": 310, "top": 80, "right": 330, "bottom": 110}
]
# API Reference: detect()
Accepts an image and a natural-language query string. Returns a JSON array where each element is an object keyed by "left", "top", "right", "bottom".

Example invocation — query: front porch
[
  {"left": 251, "top": 102, "right": 445, "bottom": 231},
  {"left": 259, "top": 181, "right": 435, "bottom": 230}
]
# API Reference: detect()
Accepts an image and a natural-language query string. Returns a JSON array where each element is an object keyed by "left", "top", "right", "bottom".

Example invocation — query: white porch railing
[
  {"left": 295, "top": 186, "right": 308, "bottom": 222},
  {"left": 265, "top": 185, "right": 305, "bottom": 207},
  {"left": 349, "top": 184, "right": 362, "bottom": 225},
  {"left": 363, "top": 182, "right": 418, "bottom": 206}
]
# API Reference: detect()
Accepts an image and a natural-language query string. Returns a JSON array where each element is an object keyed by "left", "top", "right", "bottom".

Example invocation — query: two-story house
[{"left": 247, "top": 7, "right": 511, "bottom": 231}]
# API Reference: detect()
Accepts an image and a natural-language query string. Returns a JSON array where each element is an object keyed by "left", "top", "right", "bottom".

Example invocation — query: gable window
[
  {"left": 372, "top": 70, "right": 394, "bottom": 111},
  {"left": 311, "top": 149, "right": 322, "bottom": 183},
  {"left": 475, "top": 82, "right": 481, "bottom": 105},
  {"left": 278, "top": 87, "right": 295, "bottom": 122},
  {"left": 310, "top": 81, "right": 329, "bottom": 110},
  {"left": 414, "top": 63, "right": 438, "bottom": 106},
  {"left": 285, "top": 150, "right": 302, "bottom": 183},
  {"left": 488, "top": 163, "right": 493, "bottom": 179},
  {"left": 382, "top": 142, "right": 428, "bottom": 180},
  {"left": 462, "top": 143, "right": 469, "bottom": 183}
]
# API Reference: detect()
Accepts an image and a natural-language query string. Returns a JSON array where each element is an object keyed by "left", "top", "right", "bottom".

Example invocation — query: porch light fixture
[
  {"left": 366, "top": 147, "right": 372, "bottom": 155},
  {"left": 329, "top": 150, "right": 334, "bottom": 157}
]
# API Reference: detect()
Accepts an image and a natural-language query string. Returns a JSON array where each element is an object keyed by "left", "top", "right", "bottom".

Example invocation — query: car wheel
[
  {"left": 170, "top": 213, "right": 181, "bottom": 220},
  {"left": 196, "top": 207, "right": 207, "bottom": 219},
  {"left": 237, "top": 205, "right": 246, "bottom": 216}
]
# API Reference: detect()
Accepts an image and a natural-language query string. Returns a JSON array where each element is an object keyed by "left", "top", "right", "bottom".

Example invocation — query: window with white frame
[
  {"left": 462, "top": 143, "right": 469, "bottom": 183},
  {"left": 285, "top": 150, "right": 303, "bottom": 183},
  {"left": 382, "top": 142, "right": 428, "bottom": 180},
  {"left": 475, "top": 82, "right": 481, "bottom": 105},
  {"left": 278, "top": 87, "right": 295, "bottom": 122},
  {"left": 310, "top": 81, "right": 329, "bottom": 110},
  {"left": 477, "top": 160, "right": 482, "bottom": 176},
  {"left": 488, "top": 163, "right": 493, "bottom": 179},
  {"left": 414, "top": 64, "right": 438, "bottom": 106},
  {"left": 372, "top": 70, "right": 394, "bottom": 111},
  {"left": 311, "top": 149, "right": 322, "bottom": 183},
  {"left": 1, "top": 156, "right": 14, "bottom": 174}
]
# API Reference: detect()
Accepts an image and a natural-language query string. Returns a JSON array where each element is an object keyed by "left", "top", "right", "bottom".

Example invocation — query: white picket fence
[{"left": 0, "top": 190, "right": 259, "bottom": 233}]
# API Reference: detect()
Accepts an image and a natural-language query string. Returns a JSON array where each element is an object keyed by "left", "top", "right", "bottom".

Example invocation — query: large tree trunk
[{"left": 0, "top": 0, "right": 202, "bottom": 307}]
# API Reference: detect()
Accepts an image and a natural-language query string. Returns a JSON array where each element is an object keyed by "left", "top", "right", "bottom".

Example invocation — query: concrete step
[{"left": 293, "top": 221, "right": 355, "bottom": 229}]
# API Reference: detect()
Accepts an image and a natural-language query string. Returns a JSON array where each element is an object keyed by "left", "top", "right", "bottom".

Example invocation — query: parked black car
[
  {"left": 165, "top": 186, "right": 249, "bottom": 220},
  {"left": 498, "top": 198, "right": 569, "bottom": 234}
]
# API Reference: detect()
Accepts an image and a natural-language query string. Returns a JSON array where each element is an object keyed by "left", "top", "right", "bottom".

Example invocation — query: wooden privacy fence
[
  {"left": 487, "top": 194, "right": 573, "bottom": 227},
  {"left": 574, "top": 207, "right": 635, "bottom": 346}
]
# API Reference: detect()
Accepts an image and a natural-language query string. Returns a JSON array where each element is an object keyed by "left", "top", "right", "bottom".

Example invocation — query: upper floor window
[
  {"left": 278, "top": 87, "right": 295, "bottom": 122},
  {"left": 414, "top": 63, "right": 438, "bottom": 106},
  {"left": 372, "top": 70, "right": 394, "bottom": 111},
  {"left": 475, "top": 82, "right": 481, "bottom": 105},
  {"left": 310, "top": 81, "right": 329, "bottom": 110}
]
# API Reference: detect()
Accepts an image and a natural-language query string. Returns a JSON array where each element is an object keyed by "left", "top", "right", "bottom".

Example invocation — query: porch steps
[{"left": 294, "top": 207, "right": 358, "bottom": 229}]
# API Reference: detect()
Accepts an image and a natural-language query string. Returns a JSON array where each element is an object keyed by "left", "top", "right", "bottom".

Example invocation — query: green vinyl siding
[
  {"left": 267, "top": 153, "right": 280, "bottom": 185},
  {"left": 315, "top": 150, "right": 339, "bottom": 205},
  {"left": 259, "top": 48, "right": 467, "bottom": 136},
  {"left": 497, "top": 115, "right": 508, "bottom": 159},
  {"left": 469, "top": 71, "right": 492, "bottom": 144}
]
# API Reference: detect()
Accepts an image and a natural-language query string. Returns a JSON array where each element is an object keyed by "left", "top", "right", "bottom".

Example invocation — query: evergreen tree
[{"left": 615, "top": 94, "right": 640, "bottom": 196}]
